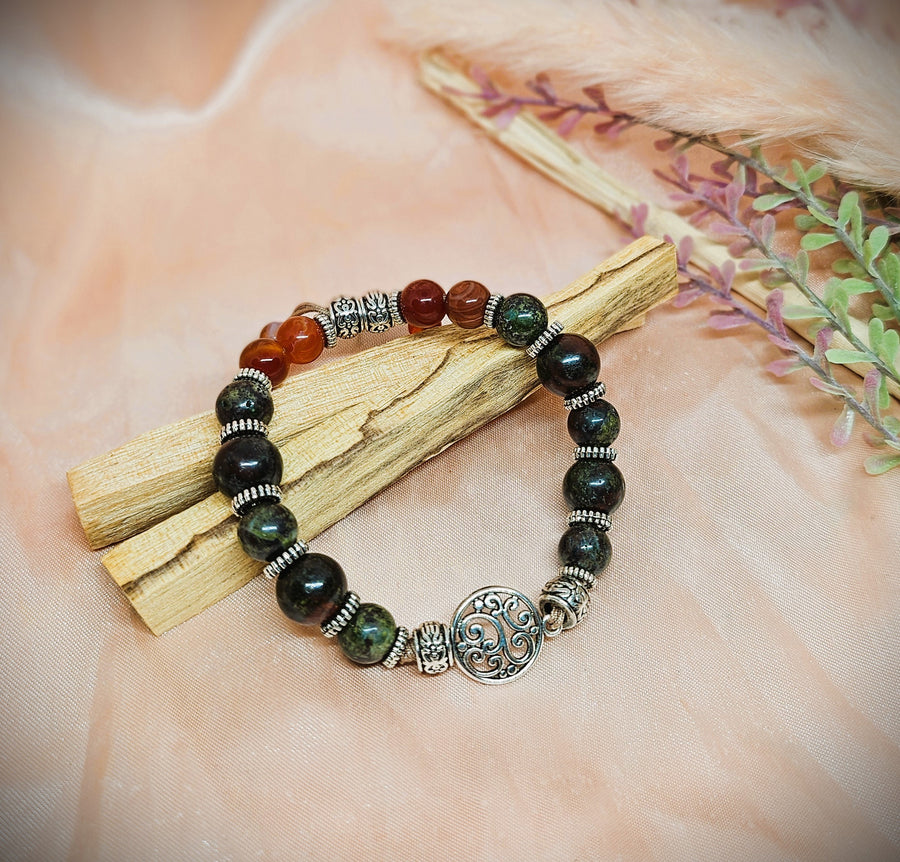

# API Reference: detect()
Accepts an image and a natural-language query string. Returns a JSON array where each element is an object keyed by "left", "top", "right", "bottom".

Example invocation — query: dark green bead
[
  {"left": 338, "top": 603, "right": 397, "bottom": 665},
  {"left": 237, "top": 503, "right": 298, "bottom": 562},
  {"left": 276, "top": 553, "right": 347, "bottom": 626},
  {"left": 536, "top": 333, "right": 600, "bottom": 396},
  {"left": 558, "top": 523, "right": 612, "bottom": 574},
  {"left": 567, "top": 399, "right": 620, "bottom": 447},
  {"left": 213, "top": 436, "right": 283, "bottom": 497},
  {"left": 563, "top": 459, "right": 625, "bottom": 513},
  {"left": 495, "top": 293, "right": 548, "bottom": 347},
  {"left": 215, "top": 379, "right": 274, "bottom": 425}
]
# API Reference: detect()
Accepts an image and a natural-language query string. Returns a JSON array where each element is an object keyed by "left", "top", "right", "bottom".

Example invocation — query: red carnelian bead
[
  {"left": 239, "top": 338, "right": 290, "bottom": 386},
  {"left": 400, "top": 279, "right": 445, "bottom": 328},
  {"left": 408, "top": 324, "right": 426, "bottom": 334},
  {"left": 276, "top": 315, "right": 325, "bottom": 364},
  {"left": 260, "top": 321, "right": 281, "bottom": 339},
  {"left": 446, "top": 280, "right": 489, "bottom": 329}
]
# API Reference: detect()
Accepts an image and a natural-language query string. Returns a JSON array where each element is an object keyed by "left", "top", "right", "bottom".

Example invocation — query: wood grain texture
[{"left": 69, "top": 237, "right": 676, "bottom": 634}]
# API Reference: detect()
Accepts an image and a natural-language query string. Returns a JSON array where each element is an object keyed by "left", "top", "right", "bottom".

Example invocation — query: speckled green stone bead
[
  {"left": 494, "top": 293, "right": 548, "bottom": 347},
  {"left": 567, "top": 399, "right": 620, "bottom": 447},
  {"left": 215, "top": 378, "right": 274, "bottom": 425},
  {"left": 558, "top": 522, "right": 612, "bottom": 574},
  {"left": 563, "top": 459, "right": 626, "bottom": 513},
  {"left": 338, "top": 603, "right": 398, "bottom": 665},
  {"left": 237, "top": 502, "right": 298, "bottom": 562},
  {"left": 536, "top": 333, "right": 600, "bottom": 396},
  {"left": 212, "top": 436, "right": 283, "bottom": 497},
  {"left": 276, "top": 553, "right": 347, "bottom": 626}
]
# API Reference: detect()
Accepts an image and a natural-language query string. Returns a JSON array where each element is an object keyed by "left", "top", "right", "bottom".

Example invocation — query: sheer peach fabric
[{"left": 0, "top": 1, "right": 897, "bottom": 860}]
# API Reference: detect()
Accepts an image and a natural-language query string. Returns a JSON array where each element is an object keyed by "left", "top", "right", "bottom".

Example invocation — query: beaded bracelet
[{"left": 211, "top": 279, "right": 624, "bottom": 684}]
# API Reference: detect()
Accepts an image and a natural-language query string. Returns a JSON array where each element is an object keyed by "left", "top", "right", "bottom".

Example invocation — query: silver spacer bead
[
  {"left": 234, "top": 367, "right": 272, "bottom": 393},
  {"left": 312, "top": 311, "right": 337, "bottom": 348},
  {"left": 525, "top": 320, "right": 564, "bottom": 358},
  {"left": 388, "top": 291, "right": 406, "bottom": 326},
  {"left": 362, "top": 292, "right": 392, "bottom": 333},
  {"left": 564, "top": 381, "right": 606, "bottom": 411},
  {"left": 321, "top": 591, "right": 361, "bottom": 637},
  {"left": 330, "top": 296, "right": 366, "bottom": 339},
  {"left": 412, "top": 621, "right": 455, "bottom": 675},
  {"left": 262, "top": 539, "right": 310, "bottom": 581},
  {"left": 559, "top": 565, "right": 596, "bottom": 590},
  {"left": 573, "top": 446, "right": 617, "bottom": 461},
  {"left": 540, "top": 574, "right": 591, "bottom": 634},
  {"left": 567, "top": 510, "right": 612, "bottom": 531},
  {"left": 220, "top": 418, "right": 268, "bottom": 444},
  {"left": 231, "top": 483, "right": 283, "bottom": 518},
  {"left": 483, "top": 294, "right": 504, "bottom": 328},
  {"left": 381, "top": 626, "right": 411, "bottom": 669},
  {"left": 542, "top": 605, "right": 568, "bottom": 638}
]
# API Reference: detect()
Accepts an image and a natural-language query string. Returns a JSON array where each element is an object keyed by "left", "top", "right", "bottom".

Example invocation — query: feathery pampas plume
[{"left": 385, "top": 0, "right": 900, "bottom": 197}]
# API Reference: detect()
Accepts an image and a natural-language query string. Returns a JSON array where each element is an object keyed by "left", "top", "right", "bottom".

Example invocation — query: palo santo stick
[
  {"left": 87, "top": 237, "right": 675, "bottom": 634},
  {"left": 418, "top": 51, "right": 898, "bottom": 402}
]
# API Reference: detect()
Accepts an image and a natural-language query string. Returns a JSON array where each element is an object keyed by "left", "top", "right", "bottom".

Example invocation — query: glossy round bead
[
  {"left": 563, "top": 459, "right": 626, "bottom": 513},
  {"left": 558, "top": 523, "right": 612, "bottom": 574},
  {"left": 276, "top": 553, "right": 347, "bottom": 626},
  {"left": 338, "top": 603, "right": 398, "bottom": 665},
  {"left": 446, "top": 280, "right": 490, "bottom": 329},
  {"left": 215, "top": 378, "right": 274, "bottom": 426},
  {"left": 237, "top": 502, "right": 298, "bottom": 562},
  {"left": 400, "top": 279, "right": 446, "bottom": 328},
  {"left": 212, "top": 436, "right": 283, "bottom": 497},
  {"left": 276, "top": 315, "right": 325, "bottom": 365},
  {"left": 536, "top": 333, "right": 600, "bottom": 396},
  {"left": 260, "top": 321, "right": 281, "bottom": 339},
  {"left": 239, "top": 338, "right": 290, "bottom": 386},
  {"left": 567, "top": 399, "right": 621, "bottom": 447},
  {"left": 495, "top": 293, "right": 548, "bottom": 347}
]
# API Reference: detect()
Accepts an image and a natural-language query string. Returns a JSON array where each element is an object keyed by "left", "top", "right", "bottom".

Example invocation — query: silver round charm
[
  {"left": 412, "top": 621, "right": 454, "bottom": 675},
  {"left": 539, "top": 575, "right": 591, "bottom": 633},
  {"left": 451, "top": 586, "right": 544, "bottom": 684}
]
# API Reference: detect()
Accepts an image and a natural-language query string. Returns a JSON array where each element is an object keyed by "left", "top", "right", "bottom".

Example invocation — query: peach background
[{"left": 0, "top": 1, "right": 898, "bottom": 860}]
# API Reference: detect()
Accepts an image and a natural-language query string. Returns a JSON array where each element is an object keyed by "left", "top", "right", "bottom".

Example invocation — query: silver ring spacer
[
  {"left": 567, "top": 510, "right": 612, "bottom": 531},
  {"left": 559, "top": 565, "right": 596, "bottom": 590},
  {"left": 483, "top": 294, "right": 504, "bottom": 328},
  {"left": 412, "top": 621, "right": 455, "bottom": 675},
  {"left": 220, "top": 418, "right": 268, "bottom": 444},
  {"left": 573, "top": 446, "right": 617, "bottom": 461},
  {"left": 234, "top": 367, "right": 272, "bottom": 393},
  {"left": 388, "top": 291, "right": 406, "bottom": 326},
  {"left": 362, "top": 292, "right": 392, "bottom": 332},
  {"left": 564, "top": 381, "right": 606, "bottom": 411},
  {"left": 321, "top": 591, "right": 360, "bottom": 636},
  {"left": 542, "top": 606, "right": 567, "bottom": 638},
  {"left": 381, "top": 626, "right": 411, "bottom": 669},
  {"left": 525, "top": 321, "right": 564, "bottom": 358},
  {"left": 312, "top": 311, "right": 337, "bottom": 348},
  {"left": 540, "top": 574, "right": 591, "bottom": 633},
  {"left": 232, "top": 483, "right": 283, "bottom": 518},
  {"left": 330, "top": 296, "right": 365, "bottom": 339},
  {"left": 263, "top": 539, "right": 310, "bottom": 580}
]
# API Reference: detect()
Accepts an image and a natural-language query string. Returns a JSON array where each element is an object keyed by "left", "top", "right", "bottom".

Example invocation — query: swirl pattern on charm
[{"left": 450, "top": 587, "right": 544, "bottom": 684}]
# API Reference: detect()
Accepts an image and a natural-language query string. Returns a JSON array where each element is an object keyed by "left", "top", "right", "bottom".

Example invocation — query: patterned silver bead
[
  {"left": 220, "top": 418, "right": 268, "bottom": 444},
  {"left": 540, "top": 574, "right": 591, "bottom": 633},
  {"left": 330, "top": 296, "right": 366, "bottom": 339},
  {"left": 362, "top": 292, "right": 392, "bottom": 333},
  {"left": 231, "top": 483, "right": 283, "bottom": 518},
  {"left": 312, "top": 311, "right": 337, "bottom": 348},
  {"left": 321, "top": 591, "right": 360, "bottom": 636},
  {"left": 388, "top": 291, "right": 405, "bottom": 326},
  {"left": 559, "top": 565, "right": 596, "bottom": 590},
  {"left": 567, "top": 510, "right": 612, "bottom": 531},
  {"left": 564, "top": 381, "right": 606, "bottom": 411},
  {"left": 412, "top": 621, "right": 455, "bottom": 675},
  {"left": 573, "top": 446, "right": 617, "bottom": 461},
  {"left": 262, "top": 539, "right": 310, "bottom": 580},
  {"left": 234, "top": 367, "right": 272, "bottom": 392},
  {"left": 525, "top": 320, "right": 564, "bottom": 358},
  {"left": 381, "top": 626, "right": 411, "bottom": 669},
  {"left": 483, "top": 294, "right": 504, "bottom": 328}
]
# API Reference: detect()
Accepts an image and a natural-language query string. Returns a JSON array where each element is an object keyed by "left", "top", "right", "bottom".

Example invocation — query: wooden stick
[
  {"left": 418, "top": 51, "right": 899, "bottom": 402},
  {"left": 70, "top": 238, "right": 676, "bottom": 634}
]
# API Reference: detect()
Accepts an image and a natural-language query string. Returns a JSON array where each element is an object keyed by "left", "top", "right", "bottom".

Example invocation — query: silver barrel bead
[
  {"left": 412, "top": 621, "right": 455, "bottom": 675},
  {"left": 539, "top": 573, "right": 591, "bottom": 634},
  {"left": 362, "top": 292, "right": 392, "bottom": 332},
  {"left": 330, "top": 296, "right": 366, "bottom": 339}
]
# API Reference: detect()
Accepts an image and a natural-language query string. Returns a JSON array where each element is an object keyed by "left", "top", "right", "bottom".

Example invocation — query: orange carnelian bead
[
  {"left": 276, "top": 315, "right": 325, "bottom": 365},
  {"left": 259, "top": 321, "right": 281, "bottom": 339},
  {"left": 408, "top": 324, "right": 426, "bottom": 334},
  {"left": 239, "top": 338, "right": 290, "bottom": 386}
]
